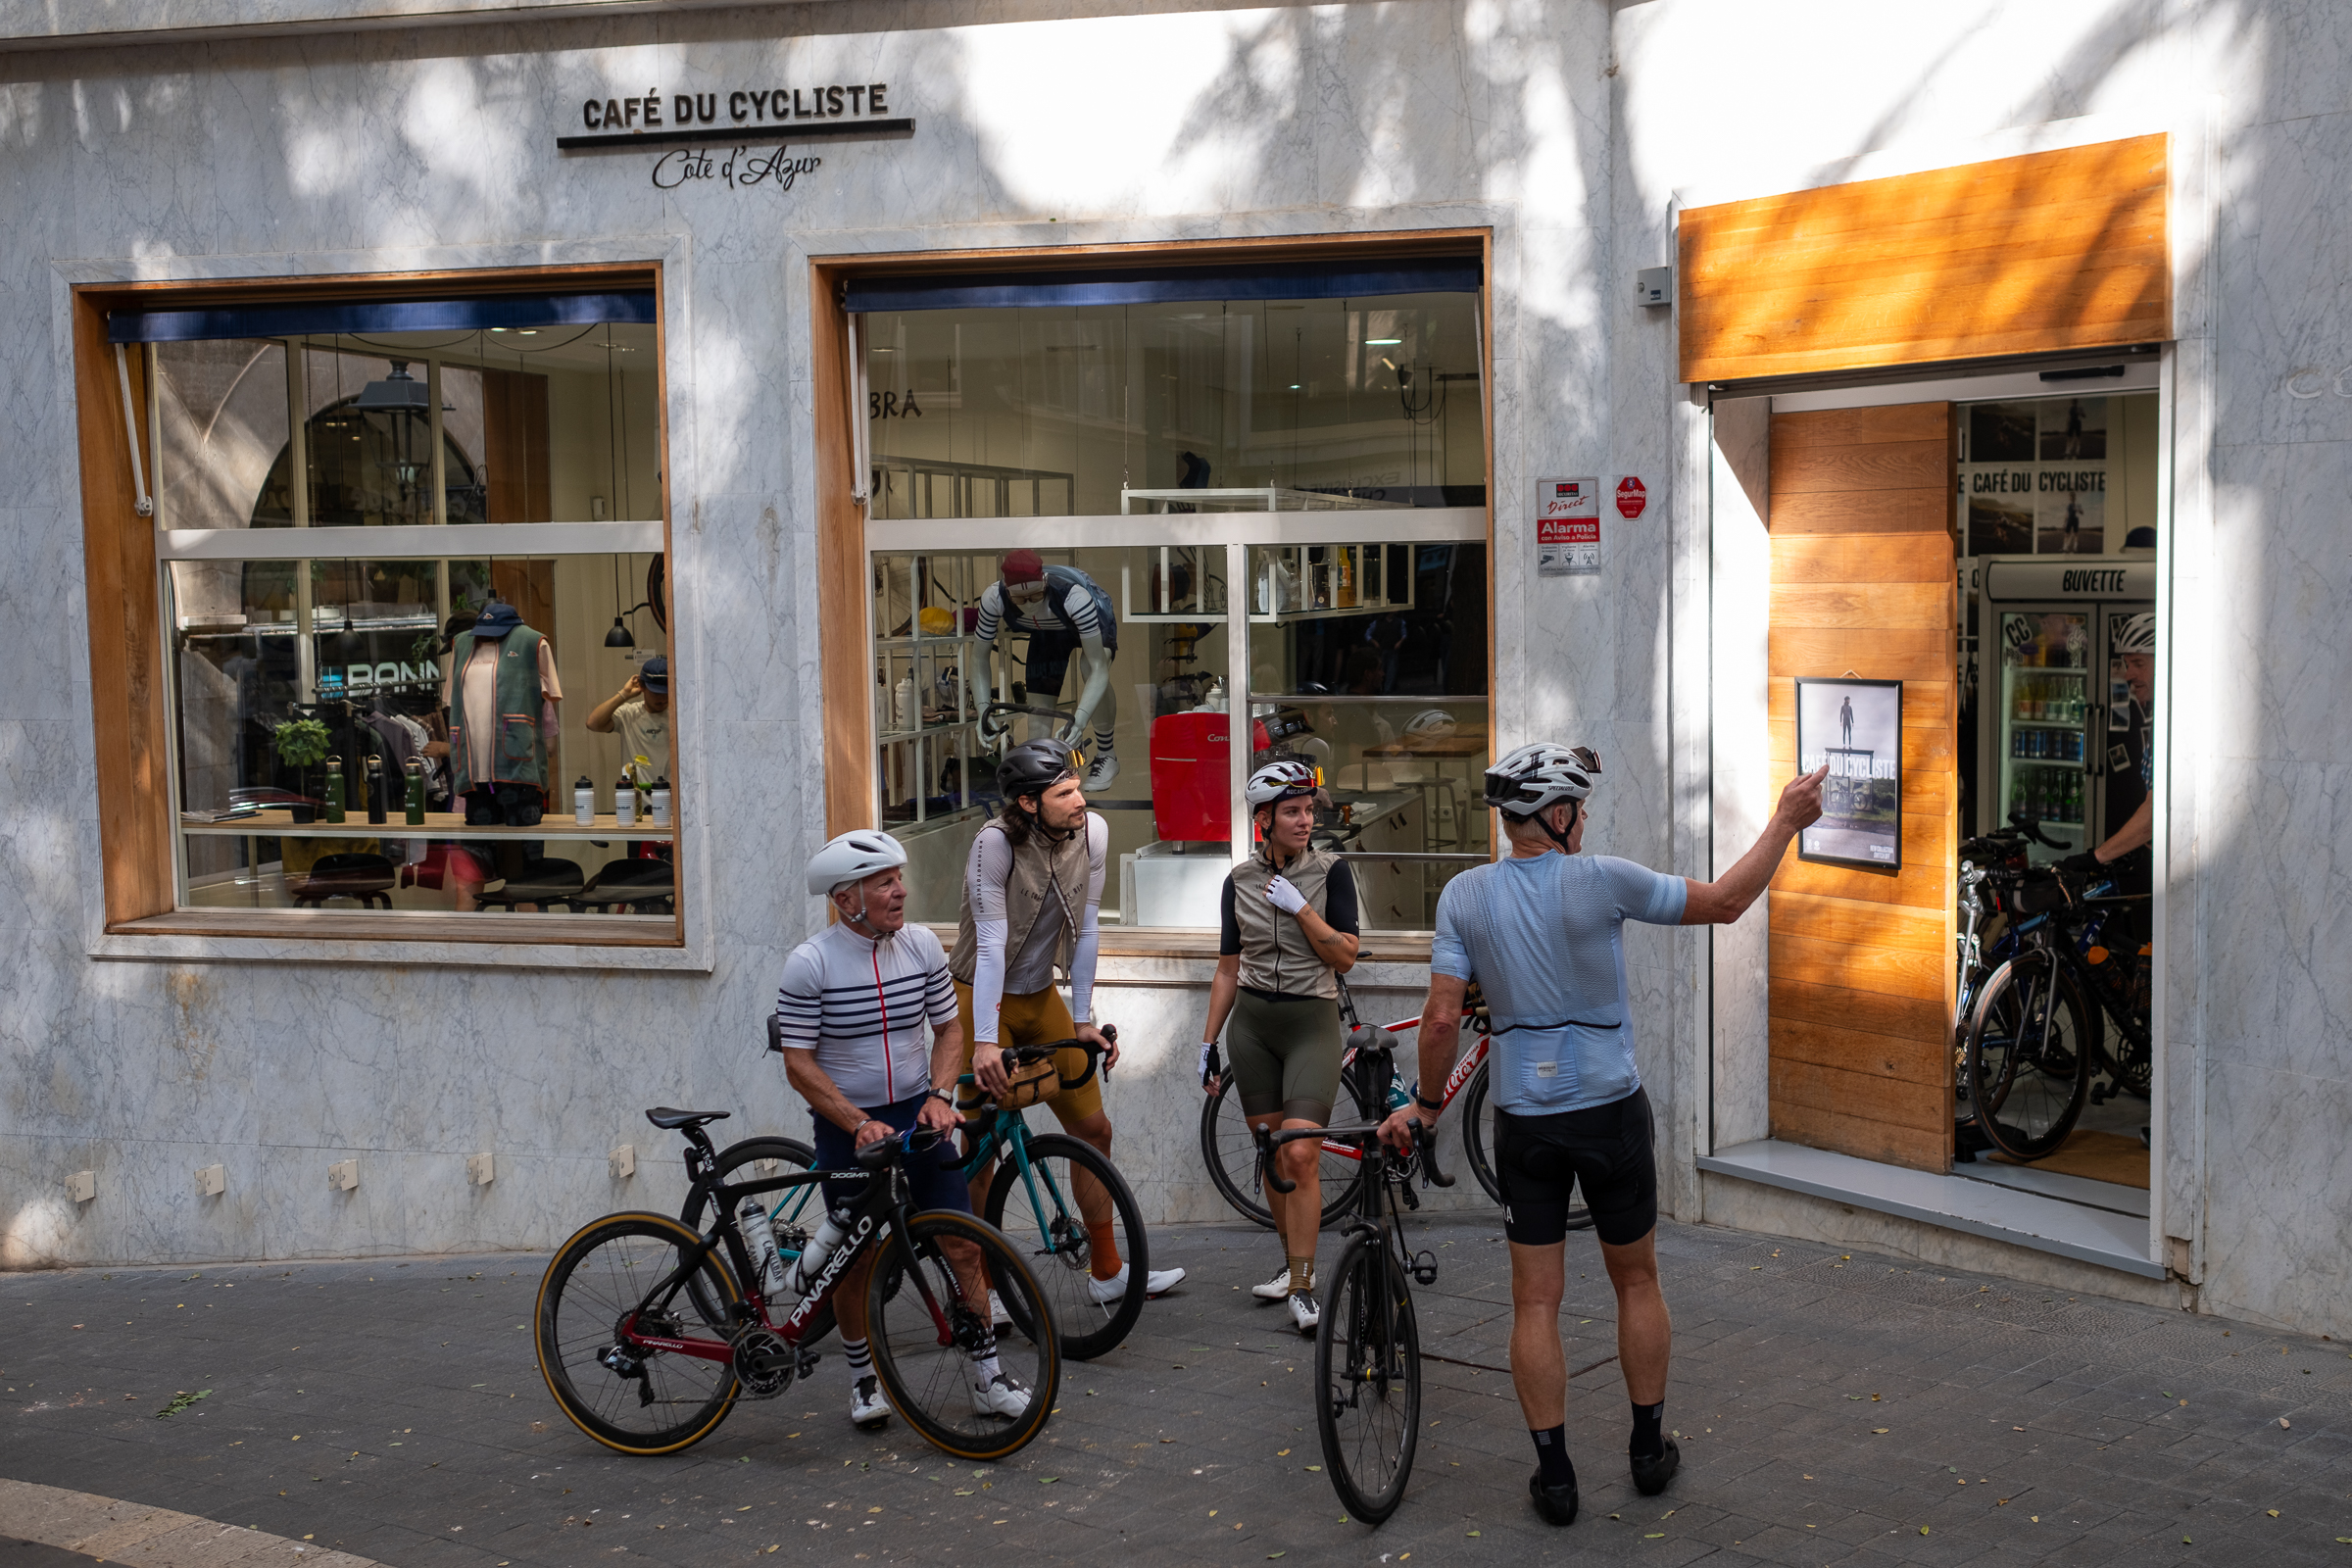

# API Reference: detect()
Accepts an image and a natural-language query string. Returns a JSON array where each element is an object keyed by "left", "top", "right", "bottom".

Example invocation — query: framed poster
[{"left": 1795, "top": 676, "right": 1903, "bottom": 870}]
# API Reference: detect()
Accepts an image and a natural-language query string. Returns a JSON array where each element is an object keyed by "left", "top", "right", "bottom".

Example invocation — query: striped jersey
[{"left": 773, "top": 921, "right": 956, "bottom": 1107}]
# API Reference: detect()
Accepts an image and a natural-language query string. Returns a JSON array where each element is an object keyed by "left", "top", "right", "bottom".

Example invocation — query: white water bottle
[
  {"left": 787, "top": 1206, "right": 852, "bottom": 1297},
  {"left": 739, "top": 1196, "right": 787, "bottom": 1296},
  {"left": 650, "top": 776, "right": 672, "bottom": 827},
  {"left": 573, "top": 775, "right": 595, "bottom": 826}
]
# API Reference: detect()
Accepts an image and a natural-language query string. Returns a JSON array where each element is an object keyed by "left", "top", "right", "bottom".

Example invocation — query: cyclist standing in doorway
[
  {"left": 1379, "top": 742, "right": 1824, "bottom": 1526},
  {"left": 776, "top": 829, "right": 1030, "bottom": 1432},
  {"left": 1199, "top": 760, "right": 1362, "bottom": 1335},
  {"left": 950, "top": 738, "right": 1186, "bottom": 1305}
]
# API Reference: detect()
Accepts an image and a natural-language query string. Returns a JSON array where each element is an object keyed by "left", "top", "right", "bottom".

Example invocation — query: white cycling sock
[
  {"left": 844, "top": 1336, "right": 872, "bottom": 1384},
  {"left": 968, "top": 1326, "right": 1002, "bottom": 1386}
]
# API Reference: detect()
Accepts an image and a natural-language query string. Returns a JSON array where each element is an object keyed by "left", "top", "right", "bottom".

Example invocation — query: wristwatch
[{"left": 927, "top": 1088, "right": 957, "bottom": 1107}]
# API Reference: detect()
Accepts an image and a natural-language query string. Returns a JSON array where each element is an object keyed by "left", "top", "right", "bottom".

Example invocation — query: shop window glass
[
  {"left": 151, "top": 313, "right": 672, "bottom": 929},
  {"left": 864, "top": 285, "right": 1488, "bottom": 934}
]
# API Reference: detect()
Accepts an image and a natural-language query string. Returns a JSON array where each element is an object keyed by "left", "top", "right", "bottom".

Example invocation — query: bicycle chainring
[{"left": 731, "top": 1328, "right": 796, "bottom": 1397}]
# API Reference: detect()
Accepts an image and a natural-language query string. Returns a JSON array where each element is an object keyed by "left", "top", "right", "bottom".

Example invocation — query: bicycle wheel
[
  {"left": 867, "top": 1208, "right": 1059, "bottom": 1462},
  {"left": 984, "top": 1133, "right": 1147, "bottom": 1361},
  {"left": 1314, "top": 1231, "right": 1420, "bottom": 1525},
  {"left": 681, "top": 1136, "right": 832, "bottom": 1340},
  {"left": 1200, "top": 1072, "right": 1370, "bottom": 1229},
  {"left": 1967, "top": 951, "right": 2095, "bottom": 1162},
  {"left": 534, "top": 1211, "right": 742, "bottom": 1456}
]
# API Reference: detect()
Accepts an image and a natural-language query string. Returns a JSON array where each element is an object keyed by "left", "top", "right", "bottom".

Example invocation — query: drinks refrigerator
[{"left": 1977, "top": 564, "right": 2153, "bottom": 865}]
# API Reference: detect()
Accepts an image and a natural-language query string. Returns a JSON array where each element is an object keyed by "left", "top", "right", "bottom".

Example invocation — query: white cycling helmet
[
  {"left": 1483, "top": 742, "right": 1602, "bottom": 817},
  {"left": 806, "top": 828, "right": 907, "bottom": 897},
  {"left": 1402, "top": 709, "right": 1458, "bottom": 740},
  {"left": 1246, "top": 759, "right": 1320, "bottom": 808},
  {"left": 2112, "top": 612, "right": 2156, "bottom": 656}
]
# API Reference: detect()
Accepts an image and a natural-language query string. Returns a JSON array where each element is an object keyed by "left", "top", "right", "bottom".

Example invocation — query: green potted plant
[{"left": 271, "top": 716, "right": 332, "bottom": 822}]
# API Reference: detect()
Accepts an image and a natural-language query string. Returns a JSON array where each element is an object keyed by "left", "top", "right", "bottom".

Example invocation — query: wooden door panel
[{"left": 1762, "top": 400, "right": 1959, "bottom": 1173}]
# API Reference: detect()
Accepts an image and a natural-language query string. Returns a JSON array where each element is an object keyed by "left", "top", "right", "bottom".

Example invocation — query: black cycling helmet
[{"left": 997, "top": 738, "right": 1082, "bottom": 803}]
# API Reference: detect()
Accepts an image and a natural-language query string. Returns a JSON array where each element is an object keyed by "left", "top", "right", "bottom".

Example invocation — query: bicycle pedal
[{"left": 1410, "top": 1250, "right": 1440, "bottom": 1287}]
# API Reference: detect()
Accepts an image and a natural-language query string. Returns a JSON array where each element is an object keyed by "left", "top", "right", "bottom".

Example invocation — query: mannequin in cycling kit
[
  {"left": 1378, "top": 742, "right": 1826, "bottom": 1527},
  {"left": 775, "top": 829, "right": 1031, "bottom": 1431},
  {"left": 1199, "top": 760, "right": 1361, "bottom": 1336},
  {"left": 977, "top": 550, "right": 1121, "bottom": 792},
  {"left": 950, "top": 739, "right": 1186, "bottom": 1305}
]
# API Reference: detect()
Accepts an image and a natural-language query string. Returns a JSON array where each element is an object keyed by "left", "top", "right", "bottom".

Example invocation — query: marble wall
[
  {"left": 0, "top": 4, "right": 1620, "bottom": 1269},
  {"left": 7, "top": 0, "right": 2350, "bottom": 1342}
]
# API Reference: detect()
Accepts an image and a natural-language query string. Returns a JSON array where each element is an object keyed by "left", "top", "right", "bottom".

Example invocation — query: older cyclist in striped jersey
[{"left": 774, "top": 829, "right": 1030, "bottom": 1432}]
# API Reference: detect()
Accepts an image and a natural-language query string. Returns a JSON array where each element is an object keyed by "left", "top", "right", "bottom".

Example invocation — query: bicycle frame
[{"left": 617, "top": 1127, "right": 956, "bottom": 1371}]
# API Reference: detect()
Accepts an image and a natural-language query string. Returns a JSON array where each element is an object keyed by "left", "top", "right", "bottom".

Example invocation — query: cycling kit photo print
[{"left": 1795, "top": 676, "right": 1903, "bottom": 870}]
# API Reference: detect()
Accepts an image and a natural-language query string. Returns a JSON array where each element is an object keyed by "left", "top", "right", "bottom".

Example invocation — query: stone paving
[{"left": 4, "top": 1211, "right": 2351, "bottom": 1566}]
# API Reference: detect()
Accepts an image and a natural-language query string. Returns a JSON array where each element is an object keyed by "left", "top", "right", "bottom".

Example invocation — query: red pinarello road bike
[
  {"left": 535, "top": 1105, "right": 1058, "bottom": 1461},
  {"left": 1199, "top": 979, "right": 1592, "bottom": 1233}
]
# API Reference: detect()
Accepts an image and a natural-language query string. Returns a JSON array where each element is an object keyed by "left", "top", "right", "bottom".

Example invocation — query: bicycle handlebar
[
  {"left": 961, "top": 1025, "right": 1119, "bottom": 1096},
  {"left": 1255, "top": 1116, "right": 1453, "bottom": 1190}
]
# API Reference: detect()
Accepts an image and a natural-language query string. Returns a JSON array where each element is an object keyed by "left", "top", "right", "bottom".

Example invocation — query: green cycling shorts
[{"left": 1226, "top": 986, "right": 1344, "bottom": 1123}]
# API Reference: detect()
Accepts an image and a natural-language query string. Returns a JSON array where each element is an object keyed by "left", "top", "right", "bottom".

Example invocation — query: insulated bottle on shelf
[
  {"left": 365, "top": 755, "right": 387, "bottom": 825},
  {"left": 404, "top": 760, "right": 425, "bottom": 826},
  {"left": 323, "top": 755, "right": 346, "bottom": 824}
]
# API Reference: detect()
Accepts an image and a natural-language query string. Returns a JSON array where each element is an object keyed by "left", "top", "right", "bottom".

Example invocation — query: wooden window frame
[
  {"left": 74, "top": 263, "right": 682, "bottom": 946},
  {"left": 808, "top": 229, "right": 1495, "bottom": 959}
]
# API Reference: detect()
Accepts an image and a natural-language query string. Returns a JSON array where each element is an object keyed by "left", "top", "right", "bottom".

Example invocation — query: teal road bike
[{"left": 684, "top": 1025, "right": 1149, "bottom": 1361}]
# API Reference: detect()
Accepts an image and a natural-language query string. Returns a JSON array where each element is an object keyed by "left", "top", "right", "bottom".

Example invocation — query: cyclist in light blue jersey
[{"left": 1380, "top": 741, "right": 1824, "bottom": 1529}]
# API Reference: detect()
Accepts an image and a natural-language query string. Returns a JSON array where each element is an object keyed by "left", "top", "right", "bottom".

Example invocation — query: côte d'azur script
[{"left": 652, "top": 144, "right": 821, "bottom": 192}]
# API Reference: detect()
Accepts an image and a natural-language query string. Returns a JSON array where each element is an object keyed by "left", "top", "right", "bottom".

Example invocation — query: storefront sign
[
  {"left": 556, "top": 82, "right": 914, "bottom": 184},
  {"left": 1615, "top": 475, "right": 1647, "bottom": 518},
  {"left": 1537, "top": 476, "right": 1600, "bottom": 576},
  {"left": 1982, "top": 561, "right": 2156, "bottom": 601}
]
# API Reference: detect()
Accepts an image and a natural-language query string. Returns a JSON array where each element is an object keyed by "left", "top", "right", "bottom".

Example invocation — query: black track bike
[
  {"left": 1254, "top": 1028, "right": 1456, "bottom": 1525},
  {"left": 536, "top": 1105, "right": 1058, "bottom": 1461}
]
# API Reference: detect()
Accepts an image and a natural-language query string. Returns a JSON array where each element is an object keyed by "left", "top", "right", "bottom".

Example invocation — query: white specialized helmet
[
  {"left": 1483, "top": 742, "right": 1603, "bottom": 817},
  {"left": 2112, "top": 612, "right": 2156, "bottom": 656},
  {"left": 1246, "top": 759, "right": 1320, "bottom": 808},
  {"left": 1402, "top": 709, "right": 1458, "bottom": 740},
  {"left": 806, "top": 828, "right": 907, "bottom": 897}
]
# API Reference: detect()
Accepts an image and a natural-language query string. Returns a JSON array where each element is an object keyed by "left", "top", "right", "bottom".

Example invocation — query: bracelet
[{"left": 1414, "top": 1093, "right": 1443, "bottom": 1113}]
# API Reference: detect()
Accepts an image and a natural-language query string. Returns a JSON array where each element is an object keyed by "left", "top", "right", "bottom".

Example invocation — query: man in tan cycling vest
[{"left": 949, "top": 739, "right": 1184, "bottom": 1305}]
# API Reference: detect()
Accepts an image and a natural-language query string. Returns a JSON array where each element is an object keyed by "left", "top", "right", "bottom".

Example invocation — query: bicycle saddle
[{"left": 645, "top": 1106, "right": 732, "bottom": 1130}]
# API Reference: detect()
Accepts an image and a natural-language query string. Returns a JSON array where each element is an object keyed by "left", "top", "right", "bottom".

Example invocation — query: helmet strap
[{"left": 1534, "top": 799, "right": 1581, "bottom": 856}]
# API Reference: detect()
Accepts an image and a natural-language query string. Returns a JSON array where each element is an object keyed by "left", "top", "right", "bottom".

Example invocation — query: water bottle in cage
[
  {"left": 739, "top": 1195, "right": 788, "bottom": 1297},
  {"left": 786, "top": 1205, "right": 854, "bottom": 1297}
]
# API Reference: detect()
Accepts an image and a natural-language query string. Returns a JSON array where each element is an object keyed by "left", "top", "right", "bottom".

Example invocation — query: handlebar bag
[{"left": 2010, "top": 870, "right": 2072, "bottom": 915}]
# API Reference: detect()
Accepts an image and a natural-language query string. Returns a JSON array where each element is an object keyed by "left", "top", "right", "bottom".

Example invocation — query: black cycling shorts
[{"left": 1494, "top": 1086, "right": 1657, "bottom": 1248}]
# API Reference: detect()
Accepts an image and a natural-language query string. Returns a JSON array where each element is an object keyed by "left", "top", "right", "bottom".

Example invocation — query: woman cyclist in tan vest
[{"left": 1199, "top": 760, "right": 1361, "bottom": 1333}]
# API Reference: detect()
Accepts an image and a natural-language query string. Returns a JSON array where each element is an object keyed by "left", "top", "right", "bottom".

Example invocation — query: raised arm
[{"left": 1681, "top": 763, "right": 1828, "bottom": 925}]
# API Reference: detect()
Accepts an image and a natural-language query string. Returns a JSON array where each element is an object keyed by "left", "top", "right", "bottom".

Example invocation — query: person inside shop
[
  {"left": 975, "top": 550, "right": 1121, "bottom": 791},
  {"left": 585, "top": 655, "right": 671, "bottom": 786},
  {"left": 954, "top": 739, "right": 1186, "bottom": 1308},
  {"left": 2065, "top": 612, "right": 2155, "bottom": 875},
  {"left": 441, "top": 599, "right": 562, "bottom": 906}
]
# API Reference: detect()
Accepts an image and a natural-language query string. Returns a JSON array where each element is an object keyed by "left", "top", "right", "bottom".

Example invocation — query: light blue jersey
[{"left": 1430, "top": 852, "right": 1687, "bottom": 1114}]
